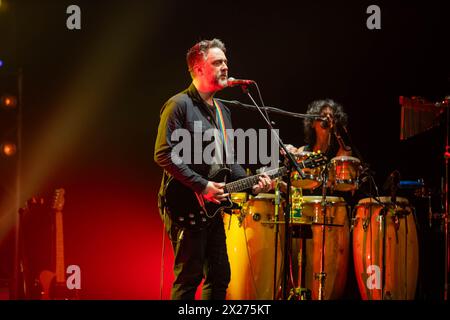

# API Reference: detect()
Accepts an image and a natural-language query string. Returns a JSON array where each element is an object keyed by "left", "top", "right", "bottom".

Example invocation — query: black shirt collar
[
  {"left": 186, "top": 82, "right": 218, "bottom": 123},
  {"left": 186, "top": 82, "right": 205, "bottom": 105}
]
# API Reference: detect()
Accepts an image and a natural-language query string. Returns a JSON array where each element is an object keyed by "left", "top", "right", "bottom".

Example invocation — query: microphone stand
[
  {"left": 230, "top": 85, "right": 305, "bottom": 300},
  {"left": 317, "top": 164, "right": 330, "bottom": 300},
  {"left": 229, "top": 84, "right": 323, "bottom": 300},
  {"left": 444, "top": 97, "right": 449, "bottom": 301},
  {"left": 218, "top": 94, "right": 328, "bottom": 299},
  {"left": 215, "top": 98, "right": 328, "bottom": 122}
]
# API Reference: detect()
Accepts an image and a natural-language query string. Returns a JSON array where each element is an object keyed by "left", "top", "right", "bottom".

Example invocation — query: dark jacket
[{"left": 154, "top": 83, "right": 247, "bottom": 199}]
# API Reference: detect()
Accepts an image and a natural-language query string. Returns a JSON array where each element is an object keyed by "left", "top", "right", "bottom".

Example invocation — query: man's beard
[{"left": 216, "top": 75, "right": 228, "bottom": 88}]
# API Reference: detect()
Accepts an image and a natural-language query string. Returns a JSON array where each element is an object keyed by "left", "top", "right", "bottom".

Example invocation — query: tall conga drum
[
  {"left": 282, "top": 195, "right": 350, "bottom": 300},
  {"left": 300, "top": 196, "right": 350, "bottom": 300},
  {"left": 353, "top": 197, "right": 419, "bottom": 300},
  {"left": 224, "top": 193, "right": 282, "bottom": 300}
]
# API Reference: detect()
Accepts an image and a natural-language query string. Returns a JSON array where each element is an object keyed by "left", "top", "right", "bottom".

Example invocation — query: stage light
[
  {"left": 0, "top": 59, "right": 3, "bottom": 68},
  {"left": 1, "top": 142, "right": 17, "bottom": 157},
  {"left": 1, "top": 94, "right": 17, "bottom": 109}
]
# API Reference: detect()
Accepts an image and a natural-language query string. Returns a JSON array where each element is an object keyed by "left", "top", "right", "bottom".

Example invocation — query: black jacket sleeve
[{"left": 154, "top": 98, "right": 209, "bottom": 194}]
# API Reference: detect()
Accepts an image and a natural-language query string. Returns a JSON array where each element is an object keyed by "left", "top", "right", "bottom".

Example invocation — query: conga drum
[
  {"left": 291, "top": 151, "right": 323, "bottom": 190},
  {"left": 328, "top": 156, "right": 361, "bottom": 192},
  {"left": 302, "top": 196, "right": 350, "bottom": 300},
  {"left": 284, "top": 196, "right": 350, "bottom": 300},
  {"left": 353, "top": 197, "right": 419, "bottom": 300},
  {"left": 224, "top": 193, "right": 282, "bottom": 300}
]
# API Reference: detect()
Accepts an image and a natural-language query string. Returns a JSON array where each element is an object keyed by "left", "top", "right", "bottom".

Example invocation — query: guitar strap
[{"left": 213, "top": 99, "right": 228, "bottom": 155}]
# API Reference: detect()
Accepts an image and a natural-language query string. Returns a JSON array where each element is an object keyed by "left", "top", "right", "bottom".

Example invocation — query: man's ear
[{"left": 195, "top": 64, "right": 203, "bottom": 77}]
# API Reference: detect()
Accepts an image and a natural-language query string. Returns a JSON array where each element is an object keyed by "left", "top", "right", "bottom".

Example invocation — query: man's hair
[
  {"left": 303, "top": 99, "right": 348, "bottom": 144},
  {"left": 186, "top": 38, "right": 226, "bottom": 78}
]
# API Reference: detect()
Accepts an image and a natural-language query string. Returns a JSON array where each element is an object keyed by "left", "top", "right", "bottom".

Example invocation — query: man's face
[{"left": 197, "top": 47, "right": 228, "bottom": 90}]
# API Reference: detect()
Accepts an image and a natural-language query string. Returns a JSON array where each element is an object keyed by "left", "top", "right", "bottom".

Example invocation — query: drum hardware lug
[
  {"left": 237, "top": 214, "right": 245, "bottom": 227},
  {"left": 376, "top": 214, "right": 383, "bottom": 223},
  {"left": 314, "top": 272, "right": 327, "bottom": 280},
  {"left": 322, "top": 216, "right": 334, "bottom": 226},
  {"left": 363, "top": 217, "right": 370, "bottom": 231},
  {"left": 392, "top": 215, "right": 400, "bottom": 242},
  {"left": 237, "top": 205, "right": 249, "bottom": 227},
  {"left": 391, "top": 214, "right": 400, "bottom": 229},
  {"left": 253, "top": 212, "right": 261, "bottom": 222},
  {"left": 288, "top": 287, "right": 311, "bottom": 300},
  {"left": 351, "top": 217, "right": 358, "bottom": 231},
  {"left": 265, "top": 214, "right": 276, "bottom": 228},
  {"left": 396, "top": 209, "right": 409, "bottom": 217}
]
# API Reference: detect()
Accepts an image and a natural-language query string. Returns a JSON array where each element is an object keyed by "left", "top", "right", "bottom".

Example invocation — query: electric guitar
[
  {"left": 163, "top": 153, "right": 326, "bottom": 231},
  {"left": 39, "top": 188, "right": 67, "bottom": 300}
]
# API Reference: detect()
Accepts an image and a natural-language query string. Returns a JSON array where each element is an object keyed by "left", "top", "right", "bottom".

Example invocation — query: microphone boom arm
[{"left": 215, "top": 98, "right": 327, "bottom": 121}]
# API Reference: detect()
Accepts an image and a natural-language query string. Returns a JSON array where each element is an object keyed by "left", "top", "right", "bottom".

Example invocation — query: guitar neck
[
  {"left": 225, "top": 166, "right": 289, "bottom": 194},
  {"left": 55, "top": 210, "right": 65, "bottom": 284}
]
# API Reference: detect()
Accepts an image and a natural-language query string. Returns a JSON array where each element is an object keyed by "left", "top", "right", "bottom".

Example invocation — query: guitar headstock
[
  {"left": 303, "top": 151, "right": 327, "bottom": 168},
  {"left": 52, "top": 188, "right": 66, "bottom": 212}
]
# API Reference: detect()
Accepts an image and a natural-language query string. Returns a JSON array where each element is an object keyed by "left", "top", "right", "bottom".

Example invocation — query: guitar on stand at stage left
[{"left": 38, "top": 188, "right": 75, "bottom": 300}]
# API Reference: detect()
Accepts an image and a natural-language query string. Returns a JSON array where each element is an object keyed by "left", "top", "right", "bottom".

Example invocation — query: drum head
[
  {"left": 231, "top": 192, "right": 248, "bottom": 202},
  {"left": 252, "top": 193, "right": 275, "bottom": 200},
  {"left": 301, "top": 196, "right": 345, "bottom": 204},
  {"left": 358, "top": 197, "right": 409, "bottom": 205},
  {"left": 330, "top": 155, "right": 361, "bottom": 163}
]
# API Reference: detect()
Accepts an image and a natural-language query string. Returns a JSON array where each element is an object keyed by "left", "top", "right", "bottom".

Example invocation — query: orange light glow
[
  {"left": 1, "top": 142, "right": 16, "bottom": 157},
  {"left": 1, "top": 95, "right": 17, "bottom": 109}
]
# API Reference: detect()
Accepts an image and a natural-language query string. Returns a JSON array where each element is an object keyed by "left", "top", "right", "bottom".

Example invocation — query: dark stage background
[{"left": 0, "top": 0, "right": 449, "bottom": 299}]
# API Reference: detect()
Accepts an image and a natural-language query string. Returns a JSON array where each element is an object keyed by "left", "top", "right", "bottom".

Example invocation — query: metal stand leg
[
  {"left": 316, "top": 166, "right": 330, "bottom": 300},
  {"left": 288, "top": 225, "right": 312, "bottom": 300}
]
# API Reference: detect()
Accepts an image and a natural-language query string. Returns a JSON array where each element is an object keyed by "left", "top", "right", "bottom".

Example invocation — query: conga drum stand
[
  {"left": 316, "top": 165, "right": 330, "bottom": 300},
  {"left": 288, "top": 223, "right": 312, "bottom": 300}
]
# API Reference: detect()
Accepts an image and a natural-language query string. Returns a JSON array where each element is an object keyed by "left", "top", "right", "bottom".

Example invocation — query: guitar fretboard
[
  {"left": 55, "top": 210, "right": 65, "bottom": 284},
  {"left": 224, "top": 166, "right": 291, "bottom": 193}
]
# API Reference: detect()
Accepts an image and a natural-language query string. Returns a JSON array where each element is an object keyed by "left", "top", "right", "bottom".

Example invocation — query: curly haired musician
[
  {"left": 154, "top": 39, "right": 272, "bottom": 300},
  {"left": 288, "top": 99, "right": 352, "bottom": 159}
]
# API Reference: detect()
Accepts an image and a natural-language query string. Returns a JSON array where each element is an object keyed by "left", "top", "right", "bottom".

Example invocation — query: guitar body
[
  {"left": 39, "top": 271, "right": 69, "bottom": 300},
  {"left": 164, "top": 168, "right": 234, "bottom": 230},
  {"left": 38, "top": 270, "right": 55, "bottom": 300},
  {"left": 37, "top": 188, "right": 74, "bottom": 300},
  {"left": 163, "top": 153, "right": 326, "bottom": 231}
]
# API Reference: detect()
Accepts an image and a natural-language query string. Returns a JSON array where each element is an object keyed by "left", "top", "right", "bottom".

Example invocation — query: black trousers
[{"left": 169, "top": 215, "right": 231, "bottom": 300}]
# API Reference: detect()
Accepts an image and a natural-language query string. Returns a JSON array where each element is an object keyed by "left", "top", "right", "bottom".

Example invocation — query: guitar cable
[{"left": 159, "top": 207, "right": 167, "bottom": 300}]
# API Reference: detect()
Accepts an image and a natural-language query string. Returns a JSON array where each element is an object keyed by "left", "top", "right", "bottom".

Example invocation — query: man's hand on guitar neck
[
  {"left": 202, "top": 181, "right": 229, "bottom": 204},
  {"left": 202, "top": 173, "right": 272, "bottom": 204},
  {"left": 252, "top": 173, "right": 272, "bottom": 195}
]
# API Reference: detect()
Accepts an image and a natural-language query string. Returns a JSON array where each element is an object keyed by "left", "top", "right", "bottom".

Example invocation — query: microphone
[
  {"left": 227, "top": 77, "right": 255, "bottom": 87},
  {"left": 383, "top": 170, "right": 400, "bottom": 203},
  {"left": 320, "top": 118, "right": 330, "bottom": 129}
]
